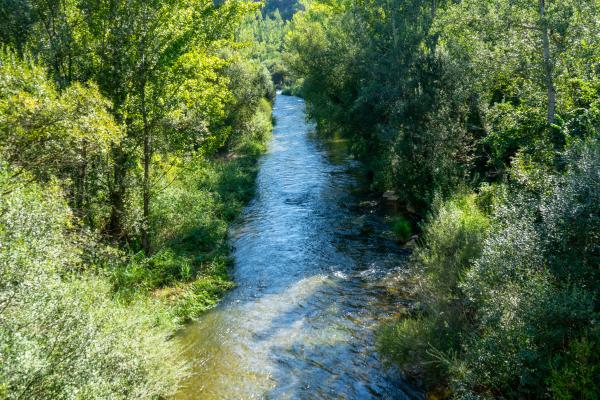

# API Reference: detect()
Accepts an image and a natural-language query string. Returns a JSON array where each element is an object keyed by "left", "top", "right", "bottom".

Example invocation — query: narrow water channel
[{"left": 174, "top": 95, "right": 420, "bottom": 399}]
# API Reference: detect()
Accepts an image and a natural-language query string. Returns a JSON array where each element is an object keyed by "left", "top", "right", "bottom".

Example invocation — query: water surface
[{"left": 174, "top": 95, "right": 419, "bottom": 399}]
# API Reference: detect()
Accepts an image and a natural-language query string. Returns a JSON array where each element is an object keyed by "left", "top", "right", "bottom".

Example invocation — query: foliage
[
  {"left": 0, "top": 49, "right": 121, "bottom": 224},
  {"left": 380, "top": 139, "right": 600, "bottom": 398},
  {"left": 0, "top": 0, "right": 275, "bottom": 396},
  {"left": 547, "top": 334, "right": 600, "bottom": 400},
  {"left": 285, "top": 0, "right": 476, "bottom": 210},
  {"left": 285, "top": 0, "right": 600, "bottom": 211},
  {"left": 0, "top": 0, "right": 260, "bottom": 250},
  {"left": 263, "top": 0, "right": 300, "bottom": 20},
  {"left": 451, "top": 137, "right": 600, "bottom": 398},
  {"left": 0, "top": 167, "right": 185, "bottom": 399},
  {"left": 224, "top": 57, "right": 276, "bottom": 137},
  {"left": 238, "top": 10, "right": 290, "bottom": 86},
  {"left": 379, "top": 193, "right": 490, "bottom": 385},
  {"left": 390, "top": 216, "right": 413, "bottom": 243},
  {"left": 112, "top": 95, "right": 272, "bottom": 323}
]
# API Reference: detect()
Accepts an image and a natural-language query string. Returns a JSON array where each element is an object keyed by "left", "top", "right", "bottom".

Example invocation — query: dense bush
[
  {"left": 0, "top": 168, "right": 185, "bottom": 399},
  {"left": 0, "top": 49, "right": 121, "bottom": 226},
  {"left": 453, "top": 138, "right": 600, "bottom": 399},
  {"left": 380, "top": 139, "right": 600, "bottom": 398}
]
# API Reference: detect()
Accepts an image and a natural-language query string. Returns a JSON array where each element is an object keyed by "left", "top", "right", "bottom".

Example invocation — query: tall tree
[
  {"left": 79, "top": 0, "right": 253, "bottom": 252},
  {"left": 539, "top": 0, "right": 556, "bottom": 124},
  {"left": 6, "top": 0, "right": 255, "bottom": 251}
]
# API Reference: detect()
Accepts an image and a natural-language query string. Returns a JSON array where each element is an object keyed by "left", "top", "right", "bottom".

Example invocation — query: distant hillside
[{"left": 263, "top": 0, "right": 301, "bottom": 20}]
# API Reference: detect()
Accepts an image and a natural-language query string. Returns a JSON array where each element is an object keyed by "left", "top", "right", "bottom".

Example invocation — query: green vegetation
[
  {"left": 380, "top": 193, "right": 491, "bottom": 387},
  {"left": 390, "top": 215, "right": 413, "bottom": 243},
  {"left": 4, "top": 0, "right": 600, "bottom": 397},
  {"left": 286, "top": 0, "right": 600, "bottom": 398},
  {"left": 238, "top": 8, "right": 290, "bottom": 88},
  {"left": 0, "top": 0, "right": 274, "bottom": 397},
  {"left": 114, "top": 98, "right": 272, "bottom": 324},
  {"left": 0, "top": 169, "right": 185, "bottom": 399},
  {"left": 263, "top": 0, "right": 301, "bottom": 20}
]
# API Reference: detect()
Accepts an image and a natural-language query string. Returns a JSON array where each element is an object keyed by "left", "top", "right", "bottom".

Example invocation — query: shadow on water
[{"left": 173, "top": 95, "right": 422, "bottom": 400}]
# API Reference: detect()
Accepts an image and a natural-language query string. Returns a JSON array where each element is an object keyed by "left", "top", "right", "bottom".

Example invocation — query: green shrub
[
  {"left": 482, "top": 103, "right": 548, "bottom": 173},
  {"left": 111, "top": 249, "right": 194, "bottom": 297},
  {"left": 379, "top": 317, "right": 438, "bottom": 379},
  {"left": 0, "top": 167, "right": 185, "bottom": 399},
  {"left": 548, "top": 334, "right": 600, "bottom": 400},
  {"left": 379, "top": 192, "right": 490, "bottom": 386},
  {"left": 224, "top": 58, "right": 275, "bottom": 142},
  {"left": 171, "top": 273, "right": 236, "bottom": 323},
  {"left": 415, "top": 193, "right": 490, "bottom": 304},
  {"left": 390, "top": 215, "right": 413, "bottom": 242},
  {"left": 0, "top": 50, "right": 121, "bottom": 230},
  {"left": 458, "top": 220, "right": 597, "bottom": 397},
  {"left": 382, "top": 136, "right": 600, "bottom": 398},
  {"left": 452, "top": 137, "right": 600, "bottom": 398}
]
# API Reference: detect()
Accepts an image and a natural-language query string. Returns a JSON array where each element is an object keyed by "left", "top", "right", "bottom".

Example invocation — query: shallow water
[{"left": 173, "top": 95, "right": 419, "bottom": 400}]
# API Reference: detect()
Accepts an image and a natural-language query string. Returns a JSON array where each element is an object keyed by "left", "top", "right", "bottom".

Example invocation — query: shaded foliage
[{"left": 0, "top": 168, "right": 185, "bottom": 399}]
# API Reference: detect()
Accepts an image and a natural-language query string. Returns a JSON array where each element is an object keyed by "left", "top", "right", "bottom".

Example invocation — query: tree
[
  {"left": 17, "top": 0, "right": 256, "bottom": 251},
  {"left": 0, "top": 49, "right": 121, "bottom": 220}
]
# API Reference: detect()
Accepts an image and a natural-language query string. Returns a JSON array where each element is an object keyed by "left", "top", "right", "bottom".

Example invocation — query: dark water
[{"left": 174, "top": 95, "right": 420, "bottom": 400}]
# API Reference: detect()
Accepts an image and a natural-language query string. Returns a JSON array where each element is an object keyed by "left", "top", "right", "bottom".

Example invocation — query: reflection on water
[{"left": 173, "top": 95, "right": 420, "bottom": 400}]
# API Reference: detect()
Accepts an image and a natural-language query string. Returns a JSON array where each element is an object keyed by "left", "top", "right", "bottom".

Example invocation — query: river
[{"left": 173, "top": 94, "right": 420, "bottom": 399}]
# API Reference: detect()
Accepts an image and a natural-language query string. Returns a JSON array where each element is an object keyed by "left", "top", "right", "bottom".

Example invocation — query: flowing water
[{"left": 174, "top": 95, "right": 420, "bottom": 400}]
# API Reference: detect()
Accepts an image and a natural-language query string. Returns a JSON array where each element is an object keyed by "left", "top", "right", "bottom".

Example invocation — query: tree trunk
[
  {"left": 139, "top": 2, "right": 152, "bottom": 256},
  {"left": 107, "top": 144, "right": 127, "bottom": 241},
  {"left": 140, "top": 81, "right": 151, "bottom": 256},
  {"left": 539, "top": 0, "right": 556, "bottom": 124},
  {"left": 75, "top": 139, "right": 88, "bottom": 219}
]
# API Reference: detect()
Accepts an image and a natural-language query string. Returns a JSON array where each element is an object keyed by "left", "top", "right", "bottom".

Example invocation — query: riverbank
[
  {"left": 0, "top": 3, "right": 281, "bottom": 396},
  {"left": 111, "top": 99, "right": 274, "bottom": 328},
  {"left": 0, "top": 73, "right": 274, "bottom": 399},
  {"left": 285, "top": 1, "right": 600, "bottom": 397}
]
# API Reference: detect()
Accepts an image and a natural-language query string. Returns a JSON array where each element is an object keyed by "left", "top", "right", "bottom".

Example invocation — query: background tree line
[
  {"left": 237, "top": 5, "right": 293, "bottom": 88},
  {"left": 0, "top": 0, "right": 275, "bottom": 397},
  {"left": 285, "top": 0, "right": 600, "bottom": 398}
]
